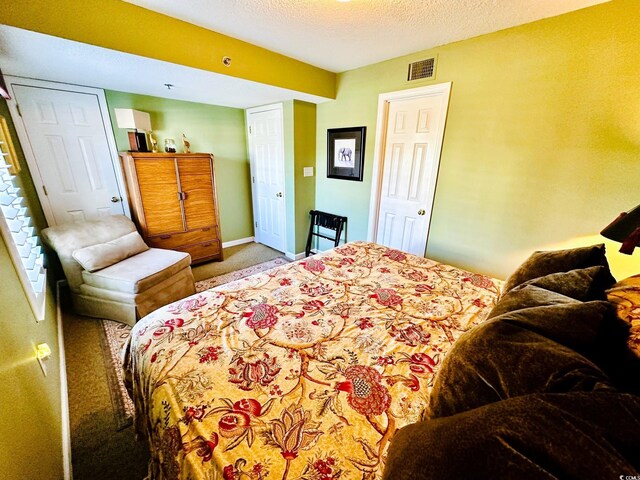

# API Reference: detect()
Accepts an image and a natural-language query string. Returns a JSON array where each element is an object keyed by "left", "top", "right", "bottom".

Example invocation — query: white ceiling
[
  {"left": 0, "top": 25, "right": 330, "bottom": 109},
  {"left": 0, "top": 0, "right": 610, "bottom": 108},
  {"left": 125, "top": 0, "right": 610, "bottom": 72}
]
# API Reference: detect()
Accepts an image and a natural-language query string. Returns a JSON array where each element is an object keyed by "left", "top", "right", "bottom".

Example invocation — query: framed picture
[{"left": 327, "top": 126, "right": 366, "bottom": 181}]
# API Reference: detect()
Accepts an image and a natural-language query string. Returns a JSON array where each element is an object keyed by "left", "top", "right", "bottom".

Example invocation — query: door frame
[
  {"left": 245, "top": 102, "right": 287, "bottom": 252},
  {"left": 4, "top": 76, "right": 131, "bottom": 225},
  {"left": 367, "top": 82, "right": 452, "bottom": 249}
]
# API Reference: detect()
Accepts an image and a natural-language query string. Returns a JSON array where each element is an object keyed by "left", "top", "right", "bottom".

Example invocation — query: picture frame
[{"left": 327, "top": 126, "right": 366, "bottom": 181}]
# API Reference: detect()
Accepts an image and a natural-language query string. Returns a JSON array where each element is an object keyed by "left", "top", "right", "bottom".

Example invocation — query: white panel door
[
  {"left": 247, "top": 105, "right": 286, "bottom": 252},
  {"left": 12, "top": 84, "right": 125, "bottom": 225},
  {"left": 375, "top": 92, "right": 448, "bottom": 256}
]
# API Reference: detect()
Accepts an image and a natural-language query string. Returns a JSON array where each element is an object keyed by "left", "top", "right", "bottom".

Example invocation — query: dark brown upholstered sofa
[{"left": 383, "top": 245, "right": 640, "bottom": 479}]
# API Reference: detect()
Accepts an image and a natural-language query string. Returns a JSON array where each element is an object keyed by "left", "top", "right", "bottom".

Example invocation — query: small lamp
[
  {"left": 114, "top": 108, "right": 151, "bottom": 152},
  {"left": 601, "top": 204, "right": 640, "bottom": 254}
]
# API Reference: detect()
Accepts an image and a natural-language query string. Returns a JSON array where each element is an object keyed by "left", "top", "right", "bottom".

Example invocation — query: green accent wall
[
  {"left": 0, "top": 100, "right": 64, "bottom": 479},
  {"left": 3, "top": 0, "right": 335, "bottom": 99},
  {"left": 283, "top": 101, "right": 316, "bottom": 255},
  {"left": 316, "top": 0, "right": 640, "bottom": 280},
  {"left": 104, "top": 91, "right": 254, "bottom": 243},
  {"left": 293, "top": 102, "right": 317, "bottom": 253}
]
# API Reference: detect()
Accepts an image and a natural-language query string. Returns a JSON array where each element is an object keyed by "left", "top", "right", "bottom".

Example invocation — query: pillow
[
  {"left": 487, "top": 284, "right": 578, "bottom": 319},
  {"left": 514, "top": 265, "right": 615, "bottom": 301},
  {"left": 502, "top": 244, "right": 614, "bottom": 294},
  {"left": 427, "top": 300, "right": 615, "bottom": 419},
  {"left": 72, "top": 231, "right": 149, "bottom": 272}
]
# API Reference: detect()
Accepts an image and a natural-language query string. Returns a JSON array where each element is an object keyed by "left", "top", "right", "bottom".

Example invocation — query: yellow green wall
[
  {"left": 283, "top": 101, "right": 317, "bottom": 255},
  {"left": 0, "top": 100, "right": 64, "bottom": 479},
  {"left": 104, "top": 91, "right": 254, "bottom": 243},
  {"left": 3, "top": 0, "right": 335, "bottom": 98},
  {"left": 316, "top": 0, "right": 640, "bottom": 280},
  {"left": 283, "top": 100, "right": 316, "bottom": 254},
  {"left": 293, "top": 102, "right": 317, "bottom": 253}
]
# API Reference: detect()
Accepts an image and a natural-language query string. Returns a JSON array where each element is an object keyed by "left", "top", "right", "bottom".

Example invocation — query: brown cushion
[
  {"left": 513, "top": 265, "right": 615, "bottom": 303},
  {"left": 502, "top": 244, "right": 614, "bottom": 294},
  {"left": 385, "top": 392, "right": 640, "bottom": 480},
  {"left": 427, "top": 300, "right": 615, "bottom": 419},
  {"left": 487, "top": 284, "right": 578, "bottom": 319}
]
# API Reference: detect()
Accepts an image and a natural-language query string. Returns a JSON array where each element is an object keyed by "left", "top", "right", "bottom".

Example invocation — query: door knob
[
  {"left": 276, "top": 192, "right": 283, "bottom": 198},
  {"left": 418, "top": 209, "right": 425, "bottom": 216},
  {"left": 111, "top": 196, "right": 121, "bottom": 203}
]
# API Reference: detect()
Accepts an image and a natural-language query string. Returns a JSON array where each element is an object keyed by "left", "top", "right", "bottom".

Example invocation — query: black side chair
[{"left": 305, "top": 210, "right": 348, "bottom": 257}]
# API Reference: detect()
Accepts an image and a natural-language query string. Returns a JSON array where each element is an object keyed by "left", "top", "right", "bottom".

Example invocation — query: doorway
[
  {"left": 368, "top": 83, "right": 452, "bottom": 256},
  {"left": 5, "top": 77, "right": 128, "bottom": 226},
  {"left": 246, "top": 103, "right": 287, "bottom": 253}
]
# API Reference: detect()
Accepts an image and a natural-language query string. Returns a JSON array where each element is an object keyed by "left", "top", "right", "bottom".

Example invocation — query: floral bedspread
[{"left": 124, "top": 241, "right": 502, "bottom": 480}]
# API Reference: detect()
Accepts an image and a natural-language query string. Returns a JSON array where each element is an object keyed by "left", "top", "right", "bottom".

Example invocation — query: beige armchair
[{"left": 42, "top": 215, "right": 196, "bottom": 326}]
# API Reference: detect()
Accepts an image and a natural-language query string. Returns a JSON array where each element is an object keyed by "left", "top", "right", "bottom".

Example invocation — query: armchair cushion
[
  {"left": 72, "top": 231, "right": 149, "bottom": 272},
  {"left": 41, "top": 215, "right": 137, "bottom": 291},
  {"left": 81, "top": 248, "right": 191, "bottom": 294}
]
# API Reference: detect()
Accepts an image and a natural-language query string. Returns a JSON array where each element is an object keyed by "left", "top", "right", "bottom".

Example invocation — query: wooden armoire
[{"left": 120, "top": 152, "right": 223, "bottom": 264}]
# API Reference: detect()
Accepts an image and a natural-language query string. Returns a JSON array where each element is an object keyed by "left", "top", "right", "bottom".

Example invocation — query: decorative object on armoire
[
  {"left": 114, "top": 108, "right": 151, "bottom": 152},
  {"left": 601, "top": 204, "right": 640, "bottom": 254},
  {"left": 182, "top": 133, "right": 191, "bottom": 153},
  {"left": 164, "top": 138, "right": 177, "bottom": 153},
  {"left": 327, "top": 126, "right": 366, "bottom": 181},
  {"left": 148, "top": 131, "right": 158, "bottom": 153},
  {"left": 119, "top": 152, "right": 223, "bottom": 264}
]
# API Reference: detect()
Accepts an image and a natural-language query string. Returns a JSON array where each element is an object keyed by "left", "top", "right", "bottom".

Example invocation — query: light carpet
[{"left": 99, "top": 257, "right": 290, "bottom": 430}]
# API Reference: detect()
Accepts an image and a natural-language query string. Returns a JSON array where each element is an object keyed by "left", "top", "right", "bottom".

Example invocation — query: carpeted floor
[
  {"left": 63, "top": 242, "right": 281, "bottom": 480},
  {"left": 191, "top": 242, "right": 283, "bottom": 281}
]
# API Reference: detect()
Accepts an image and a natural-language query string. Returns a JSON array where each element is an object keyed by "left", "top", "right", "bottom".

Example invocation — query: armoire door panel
[
  {"left": 120, "top": 152, "right": 223, "bottom": 264},
  {"left": 134, "top": 157, "right": 183, "bottom": 235},
  {"left": 177, "top": 157, "right": 217, "bottom": 230}
]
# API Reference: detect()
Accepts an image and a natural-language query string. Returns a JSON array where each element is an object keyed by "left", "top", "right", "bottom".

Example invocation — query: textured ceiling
[{"left": 125, "top": 0, "right": 610, "bottom": 72}]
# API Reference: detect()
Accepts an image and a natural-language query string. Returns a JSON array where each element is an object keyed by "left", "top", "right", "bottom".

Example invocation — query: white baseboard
[
  {"left": 285, "top": 250, "right": 317, "bottom": 261},
  {"left": 56, "top": 280, "right": 72, "bottom": 480},
  {"left": 222, "top": 236, "right": 255, "bottom": 248}
]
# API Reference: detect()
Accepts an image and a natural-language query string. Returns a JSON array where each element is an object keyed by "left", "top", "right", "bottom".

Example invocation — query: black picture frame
[{"left": 327, "top": 126, "right": 366, "bottom": 181}]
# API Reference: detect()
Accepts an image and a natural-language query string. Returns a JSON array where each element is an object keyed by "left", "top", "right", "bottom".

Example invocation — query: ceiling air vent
[{"left": 407, "top": 58, "right": 435, "bottom": 81}]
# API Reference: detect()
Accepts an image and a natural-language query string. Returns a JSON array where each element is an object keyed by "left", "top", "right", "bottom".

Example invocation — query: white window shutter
[{"left": 0, "top": 158, "right": 46, "bottom": 320}]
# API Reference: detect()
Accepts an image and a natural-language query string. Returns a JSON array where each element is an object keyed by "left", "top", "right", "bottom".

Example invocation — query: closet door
[
  {"left": 177, "top": 156, "right": 216, "bottom": 231},
  {"left": 134, "top": 157, "right": 183, "bottom": 235}
]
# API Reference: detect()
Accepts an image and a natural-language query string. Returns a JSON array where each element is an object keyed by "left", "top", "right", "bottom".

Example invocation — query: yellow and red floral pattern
[
  {"left": 124, "top": 242, "right": 502, "bottom": 479},
  {"left": 606, "top": 275, "right": 640, "bottom": 358}
]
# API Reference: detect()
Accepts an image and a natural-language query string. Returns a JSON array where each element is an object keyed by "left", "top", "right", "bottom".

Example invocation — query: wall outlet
[{"left": 303, "top": 167, "right": 314, "bottom": 177}]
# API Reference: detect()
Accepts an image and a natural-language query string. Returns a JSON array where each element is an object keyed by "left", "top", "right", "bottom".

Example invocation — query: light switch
[{"left": 303, "top": 167, "right": 314, "bottom": 177}]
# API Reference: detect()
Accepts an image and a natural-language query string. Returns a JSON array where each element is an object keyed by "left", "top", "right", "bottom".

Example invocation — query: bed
[{"left": 124, "top": 241, "right": 502, "bottom": 479}]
